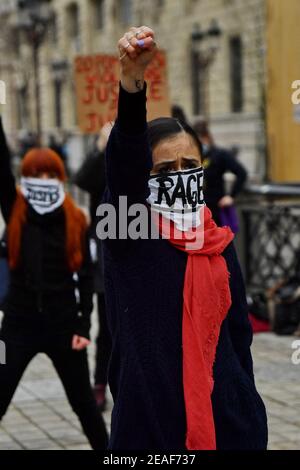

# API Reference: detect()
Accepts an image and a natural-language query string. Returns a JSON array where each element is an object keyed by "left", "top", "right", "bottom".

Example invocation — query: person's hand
[
  {"left": 118, "top": 26, "right": 157, "bottom": 93},
  {"left": 72, "top": 335, "right": 91, "bottom": 351},
  {"left": 218, "top": 195, "right": 234, "bottom": 208}
]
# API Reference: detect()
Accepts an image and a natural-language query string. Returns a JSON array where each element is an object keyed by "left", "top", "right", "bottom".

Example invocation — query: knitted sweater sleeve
[
  {"left": 105, "top": 83, "right": 152, "bottom": 206},
  {"left": 0, "top": 116, "right": 17, "bottom": 223},
  {"left": 225, "top": 242, "right": 255, "bottom": 382}
]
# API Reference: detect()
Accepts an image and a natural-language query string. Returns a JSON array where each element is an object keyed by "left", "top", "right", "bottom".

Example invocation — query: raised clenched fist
[{"left": 118, "top": 26, "right": 157, "bottom": 93}]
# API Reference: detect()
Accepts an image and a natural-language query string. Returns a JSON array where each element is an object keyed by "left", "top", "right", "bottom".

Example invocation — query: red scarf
[{"left": 156, "top": 206, "right": 234, "bottom": 450}]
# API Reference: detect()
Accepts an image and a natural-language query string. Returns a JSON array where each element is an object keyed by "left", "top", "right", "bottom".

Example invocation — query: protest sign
[{"left": 74, "top": 50, "right": 170, "bottom": 134}]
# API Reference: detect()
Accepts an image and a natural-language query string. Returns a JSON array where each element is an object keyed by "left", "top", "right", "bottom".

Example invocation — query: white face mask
[
  {"left": 147, "top": 166, "right": 205, "bottom": 232},
  {"left": 20, "top": 177, "right": 65, "bottom": 215}
]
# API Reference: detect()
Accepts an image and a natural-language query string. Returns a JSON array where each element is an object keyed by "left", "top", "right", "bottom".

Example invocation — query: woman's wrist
[{"left": 120, "top": 72, "right": 145, "bottom": 93}]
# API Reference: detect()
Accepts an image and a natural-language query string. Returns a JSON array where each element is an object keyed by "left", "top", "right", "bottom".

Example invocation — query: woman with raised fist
[{"left": 101, "top": 26, "right": 268, "bottom": 451}]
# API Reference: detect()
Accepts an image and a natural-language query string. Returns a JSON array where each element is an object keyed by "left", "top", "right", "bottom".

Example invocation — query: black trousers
[
  {"left": 94, "top": 293, "right": 112, "bottom": 386},
  {"left": 0, "top": 318, "right": 108, "bottom": 450}
]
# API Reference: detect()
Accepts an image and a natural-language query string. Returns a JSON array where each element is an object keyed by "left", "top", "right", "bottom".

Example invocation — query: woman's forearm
[
  {"left": 76, "top": 236, "right": 94, "bottom": 339},
  {"left": 117, "top": 83, "right": 147, "bottom": 135},
  {"left": 0, "top": 117, "right": 12, "bottom": 169},
  {"left": 0, "top": 116, "right": 17, "bottom": 222},
  {"left": 231, "top": 167, "right": 247, "bottom": 198},
  {"left": 105, "top": 85, "right": 152, "bottom": 203}
]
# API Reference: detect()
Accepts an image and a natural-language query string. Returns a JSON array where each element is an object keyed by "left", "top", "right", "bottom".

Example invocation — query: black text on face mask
[{"left": 154, "top": 172, "right": 203, "bottom": 208}]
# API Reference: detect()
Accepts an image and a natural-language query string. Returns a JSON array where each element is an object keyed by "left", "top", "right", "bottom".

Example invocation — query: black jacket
[
  {"left": 0, "top": 117, "right": 93, "bottom": 339},
  {"left": 203, "top": 146, "right": 247, "bottom": 222}
]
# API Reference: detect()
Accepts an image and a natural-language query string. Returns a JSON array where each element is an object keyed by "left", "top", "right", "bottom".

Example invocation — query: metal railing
[{"left": 237, "top": 184, "right": 300, "bottom": 291}]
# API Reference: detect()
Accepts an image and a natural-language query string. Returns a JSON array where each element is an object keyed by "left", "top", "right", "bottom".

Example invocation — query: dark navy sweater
[{"left": 102, "top": 85, "right": 268, "bottom": 450}]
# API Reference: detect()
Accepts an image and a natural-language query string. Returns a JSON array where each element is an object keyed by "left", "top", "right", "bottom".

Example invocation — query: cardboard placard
[{"left": 74, "top": 51, "right": 171, "bottom": 134}]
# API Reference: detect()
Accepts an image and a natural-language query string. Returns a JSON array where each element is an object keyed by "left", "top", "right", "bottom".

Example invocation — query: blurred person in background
[
  {"left": 73, "top": 123, "right": 112, "bottom": 412},
  {"left": 49, "top": 132, "right": 70, "bottom": 177},
  {"left": 0, "top": 114, "right": 108, "bottom": 450},
  {"left": 171, "top": 104, "right": 189, "bottom": 127},
  {"left": 19, "top": 130, "right": 39, "bottom": 159},
  {"left": 194, "top": 120, "right": 247, "bottom": 230},
  {"left": 48, "top": 133, "right": 65, "bottom": 161}
]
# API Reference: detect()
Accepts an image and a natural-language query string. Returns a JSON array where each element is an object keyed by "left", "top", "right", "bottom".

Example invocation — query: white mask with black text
[
  {"left": 147, "top": 166, "right": 205, "bottom": 232},
  {"left": 20, "top": 177, "right": 65, "bottom": 215}
]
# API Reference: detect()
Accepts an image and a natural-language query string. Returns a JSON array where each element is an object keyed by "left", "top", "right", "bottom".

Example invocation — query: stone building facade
[{"left": 0, "top": 0, "right": 266, "bottom": 179}]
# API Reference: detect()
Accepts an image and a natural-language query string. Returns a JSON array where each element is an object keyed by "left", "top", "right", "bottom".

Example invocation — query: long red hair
[{"left": 7, "top": 148, "right": 88, "bottom": 272}]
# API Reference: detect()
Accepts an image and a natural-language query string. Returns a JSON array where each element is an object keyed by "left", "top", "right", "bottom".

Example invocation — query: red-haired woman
[{"left": 0, "top": 116, "right": 108, "bottom": 450}]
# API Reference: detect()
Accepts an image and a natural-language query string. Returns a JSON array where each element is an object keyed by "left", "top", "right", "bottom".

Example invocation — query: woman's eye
[
  {"left": 183, "top": 162, "right": 197, "bottom": 169},
  {"left": 158, "top": 166, "right": 172, "bottom": 174}
]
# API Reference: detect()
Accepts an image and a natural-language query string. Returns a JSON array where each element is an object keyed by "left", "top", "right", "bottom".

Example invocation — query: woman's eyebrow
[
  {"left": 155, "top": 159, "right": 177, "bottom": 168},
  {"left": 182, "top": 156, "right": 200, "bottom": 161}
]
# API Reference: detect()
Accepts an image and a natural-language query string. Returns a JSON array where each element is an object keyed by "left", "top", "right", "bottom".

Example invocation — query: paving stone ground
[
  {"left": 251, "top": 333, "right": 300, "bottom": 450},
  {"left": 0, "top": 309, "right": 111, "bottom": 450},
  {"left": 0, "top": 307, "right": 299, "bottom": 450}
]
